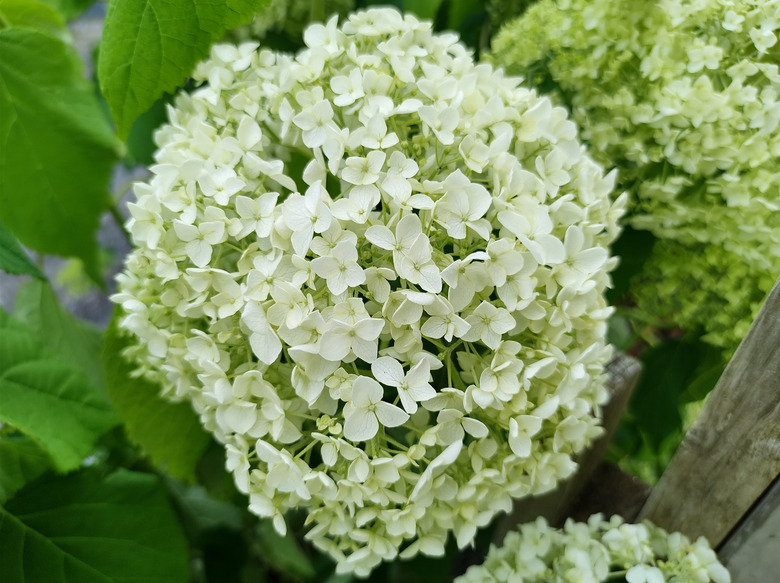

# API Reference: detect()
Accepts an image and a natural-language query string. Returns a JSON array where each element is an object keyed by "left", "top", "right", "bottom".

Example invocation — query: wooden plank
[
  {"left": 718, "top": 475, "right": 780, "bottom": 581},
  {"left": 639, "top": 277, "right": 780, "bottom": 546},
  {"left": 493, "top": 351, "right": 641, "bottom": 542}
]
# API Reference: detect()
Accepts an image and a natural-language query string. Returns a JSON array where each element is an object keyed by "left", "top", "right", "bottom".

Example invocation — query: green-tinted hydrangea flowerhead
[
  {"left": 113, "top": 8, "right": 624, "bottom": 577},
  {"left": 456, "top": 514, "right": 731, "bottom": 583},
  {"left": 234, "top": 0, "right": 354, "bottom": 41},
  {"left": 492, "top": 0, "right": 780, "bottom": 351}
]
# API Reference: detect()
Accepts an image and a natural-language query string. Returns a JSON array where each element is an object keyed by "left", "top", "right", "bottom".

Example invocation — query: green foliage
[
  {"left": 441, "top": 0, "right": 487, "bottom": 51},
  {"left": 630, "top": 340, "right": 701, "bottom": 448},
  {"left": 0, "top": 0, "right": 69, "bottom": 38},
  {"left": 0, "top": 309, "right": 118, "bottom": 472},
  {"left": 0, "top": 468, "right": 190, "bottom": 583},
  {"left": 123, "top": 95, "right": 170, "bottom": 166},
  {"left": 0, "top": 437, "right": 51, "bottom": 503},
  {"left": 39, "top": 0, "right": 96, "bottom": 21},
  {"left": 98, "top": 0, "right": 270, "bottom": 138},
  {"left": 0, "top": 220, "right": 45, "bottom": 280},
  {"left": 609, "top": 337, "right": 725, "bottom": 483},
  {"left": 0, "top": 19, "right": 119, "bottom": 282},
  {"left": 102, "top": 312, "right": 212, "bottom": 481},
  {"left": 403, "top": 0, "right": 443, "bottom": 19},
  {"left": 14, "top": 280, "right": 106, "bottom": 390},
  {"left": 256, "top": 520, "right": 317, "bottom": 581},
  {"left": 605, "top": 227, "right": 656, "bottom": 306},
  {"left": 167, "top": 480, "right": 245, "bottom": 540}
]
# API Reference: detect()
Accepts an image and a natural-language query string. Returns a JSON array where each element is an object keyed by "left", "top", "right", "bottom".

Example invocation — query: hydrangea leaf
[
  {"left": 629, "top": 339, "right": 701, "bottom": 448},
  {"left": 0, "top": 220, "right": 45, "bottom": 280},
  {"left": 0, "top": 28, "right": 119, "bottom": 282},
  {"left": 166, "top": 481, "right": 244, "bottom": 539},
  {"left": 0, "top": 0, "right": 69, "bottom": 38},
  {"left": 102, "top": 312, "right": 211, "bottom": 481},
  {"left": 446, "top": 0, "right": 486, "bottom": 44},
  {"left": 403, "top": 0, "right": 443, "bottom": 20},
  {"left": 605, "top": 227, "right": 656, "bottom": 305},
  {"left": 98, "top": 0, "right": 270, "bottom": 139},
  {"left": 123, "top": 95, "right": 170, "bottom": 166},
  {"left": 0, "top": 437, "right": 52, "bottom": 504},
  {"left": 256, "top": 520, "right": 316, "bottom": 581},
  {"left": 14, "top": 280, "right": 105, "bottom": 391},
  {"left": 0, "top": 310, "right": 119, "bottom": 472},
  {"left": 0, "top": 468, "right": 189, "bottom": 583}
]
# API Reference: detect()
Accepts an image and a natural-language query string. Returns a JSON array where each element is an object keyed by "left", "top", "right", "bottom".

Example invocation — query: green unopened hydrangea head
[
  {"left": 492, "top": 0, "right": 780, "bottom": 351},
  {"left": 113, "top": 7, "right": 624, "bottom": 577},
  {"left": 233, "top": 0, "right": 354, "bottom": 41},
  {"left": 456, "top": 514, "right": 730, "bottom": 583}
]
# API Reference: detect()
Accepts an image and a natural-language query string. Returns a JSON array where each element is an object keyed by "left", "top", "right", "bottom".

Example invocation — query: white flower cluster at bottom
[{"left": 456, "top": 514, "right": 730, "bottom": 583}]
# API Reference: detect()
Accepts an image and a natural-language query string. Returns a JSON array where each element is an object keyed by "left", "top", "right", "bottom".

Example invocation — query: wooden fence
[{"left": 640, "top": 277, "right": 780, "bottom": 581}]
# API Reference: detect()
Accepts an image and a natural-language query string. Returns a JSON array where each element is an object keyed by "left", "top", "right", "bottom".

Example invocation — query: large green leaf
[
  {"left": 14, "top": 280, "right": 105, "bottom": 390},
  {"left": 0, "top": 27, "right": 119, "bottom": 282},
  {"left": 444, "top": 0, "right": 487, "bottom": 49},
  {"left": 0, "top": 437, "right": 51, "bottom": 503},
  {"left": 403, "top": 0, "right": 443, "bottom": 20},
  {"left": 0, "top": 310, "right": 118, "bottom": 472},
  {"left": 0, "top": 468, "right": 189, "bottom": 583},
  {"left": 0, "top": 220, "right": 44, "bottom": 280},
  {"left": 102, "top": 312, "right": 211, "bottom": 481},
  {"left": 98, "top": 0, "right": 269, "bottom": 138},
  {"left": 255, "top": 519, "right": 316, "bottom": 581}
]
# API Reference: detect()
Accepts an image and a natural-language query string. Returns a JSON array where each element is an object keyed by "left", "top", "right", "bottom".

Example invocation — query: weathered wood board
[
  {"left": 718, "top": 475, "right": 780, "bottom": 582},
  {"left": 639, "top": 277, "right": 780, "bottom": 547}
]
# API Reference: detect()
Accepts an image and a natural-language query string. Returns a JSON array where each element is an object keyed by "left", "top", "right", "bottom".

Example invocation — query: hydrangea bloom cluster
[
  {"left": 114, "top": 8, "right": 624, "bottom": 576},
  {"left": 633, "top": 239, "right": 778, "bottom": 349},
  {"left": 492, "top": 0, "right": 780, "bottom": 350},
  {"left": 456, "top": 515, "right": 731, "bottom": 583}
]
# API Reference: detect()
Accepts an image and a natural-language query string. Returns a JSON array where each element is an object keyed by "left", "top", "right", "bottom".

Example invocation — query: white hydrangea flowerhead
[
  {"left": 114, "top": 8, "right": 624, "bottom": 577},
  {"left": 492, "top": 0, "right": 780, "bottom": 351},
  {"left": 455, "top": 514, "right": 731, "bottom": 583}
]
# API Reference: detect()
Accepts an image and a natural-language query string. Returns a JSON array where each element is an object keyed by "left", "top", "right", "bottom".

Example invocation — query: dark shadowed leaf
[
  {"left": 0, "top": 220, "right": 44, "bottom": 280},
  {"left": 255, "top": 519, "right": 317, "bottom": 581},
  {"left": 628, "top": 339, "right": 701, "bottom": 448},
  {"left": 0, "top": 437, "right": 51, "bottom": 503},
  {"left": 0, "top": 468, "right": 189, "bottom": 583}
]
